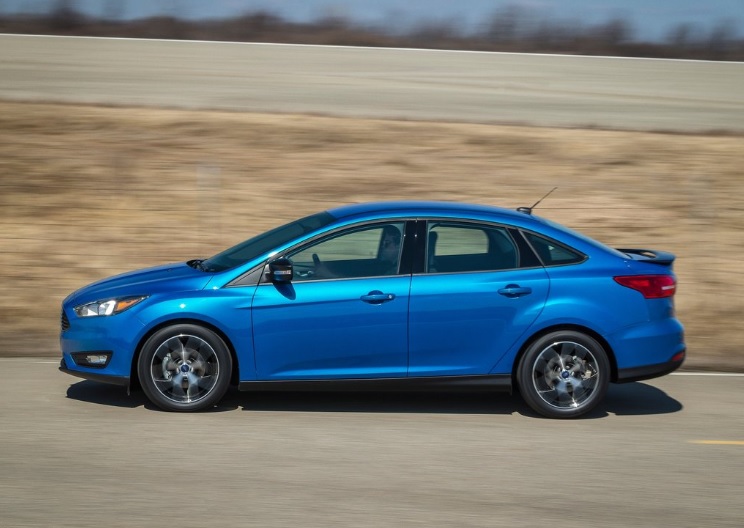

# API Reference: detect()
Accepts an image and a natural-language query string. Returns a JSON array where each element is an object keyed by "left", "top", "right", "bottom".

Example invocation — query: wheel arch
[
  {"left": 130, "top": 318, "right": 240, "bottom": 389},
  {"left": 511, "top": 324, "right": 618, "bottom": 385}
]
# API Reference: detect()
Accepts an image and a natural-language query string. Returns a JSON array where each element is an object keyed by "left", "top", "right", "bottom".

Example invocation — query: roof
[{"left": 328, "top": 201, "right": 530, "bottom": 222}]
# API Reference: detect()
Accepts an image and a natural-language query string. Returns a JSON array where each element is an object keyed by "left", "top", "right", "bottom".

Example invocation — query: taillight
[{"left": 614, "top": 275, "right": 676, "bottom": 299}]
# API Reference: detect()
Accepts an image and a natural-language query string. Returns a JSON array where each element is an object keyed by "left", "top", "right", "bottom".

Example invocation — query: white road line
[
  {"left": 672, "top": 372, "right": 744, "bottom": 377},
  {"left": 1, "top": 33, "right": 743, "bottom": 65}
]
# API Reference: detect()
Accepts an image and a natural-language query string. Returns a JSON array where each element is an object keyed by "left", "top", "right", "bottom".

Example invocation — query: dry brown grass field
[{"left": 1, "top": 101, "right": 742, "bottom": 369}]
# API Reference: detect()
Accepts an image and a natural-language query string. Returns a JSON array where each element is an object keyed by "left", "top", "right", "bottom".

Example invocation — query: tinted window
[
  {"left": 289, "top": 223, "right": 404, "bottom": 281},
  {"left": 523, "top": 232, "right": 585, "bottom": 266},
  {"left": 427, "top": 222, "right": 518, "bottom": 273},
  {"left": 203, "top": 212, "right": 335, "bottom": 272}
]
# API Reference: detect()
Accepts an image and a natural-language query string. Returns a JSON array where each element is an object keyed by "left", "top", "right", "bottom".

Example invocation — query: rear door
[{"left": 408, "top": 221, "right": 549, "bottom": 376}]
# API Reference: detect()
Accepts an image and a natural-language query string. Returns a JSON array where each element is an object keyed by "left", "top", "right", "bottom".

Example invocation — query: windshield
[{"left": 201, "top": 211, "right": 335, "bottom": 272}]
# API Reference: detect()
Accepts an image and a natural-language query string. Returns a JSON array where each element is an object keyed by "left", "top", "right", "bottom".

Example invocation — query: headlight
[{"left": 73, "top": 296, "right": 148, "bottom": 317}]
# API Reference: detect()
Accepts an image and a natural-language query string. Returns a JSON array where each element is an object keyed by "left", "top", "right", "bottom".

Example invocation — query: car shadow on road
[
  {"left": 66, "top": 380, "right": 523, "bottom": 413},
  {"left": 226, "top": 381, "right": 682, "bottom": 418},
  {"left": 65, "top": 380, "right": 682, "bottom": 417},
  {"left": 227, "top": 390, "right": 531, "bottom": 415},
  {"left": 66, "top": 380, "right": 150, "bottom": 409},
  {"left": 592, "top": 381, "right": 683, "bottom": 417}
]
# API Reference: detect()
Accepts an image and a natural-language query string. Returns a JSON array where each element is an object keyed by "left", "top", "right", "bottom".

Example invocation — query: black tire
[
  {"left": 517, "top": 330, "right": 610, "bottom": 418},
  {"left": 137, "top": 324, "right": 232, "bottom": 412}
]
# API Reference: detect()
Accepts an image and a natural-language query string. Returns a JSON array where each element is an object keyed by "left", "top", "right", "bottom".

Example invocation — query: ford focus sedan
[{"left": 60, "top": 201, "right": 685, "bottom": 418}]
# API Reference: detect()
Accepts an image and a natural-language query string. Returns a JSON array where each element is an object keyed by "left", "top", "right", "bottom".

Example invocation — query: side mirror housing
[{"left": 268, "top": 258, "right": 293, "bottom": 283}]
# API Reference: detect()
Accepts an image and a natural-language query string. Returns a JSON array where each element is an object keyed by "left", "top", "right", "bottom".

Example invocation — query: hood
[{"left": 64, "top": 262, "right": 214, "bottom": 306}]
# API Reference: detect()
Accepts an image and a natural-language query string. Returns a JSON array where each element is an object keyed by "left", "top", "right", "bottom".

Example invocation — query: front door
[{"left": 252, "top": 222, "right": 411, "bottom": 380}]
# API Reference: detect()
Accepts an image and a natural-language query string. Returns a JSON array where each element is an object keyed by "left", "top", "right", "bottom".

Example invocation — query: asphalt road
[
  {"left": 1, "top": 34, "right": 744, "bottom": 131},
  {"left": 1, "top": 359, "right": 742, "bottom": 528}
]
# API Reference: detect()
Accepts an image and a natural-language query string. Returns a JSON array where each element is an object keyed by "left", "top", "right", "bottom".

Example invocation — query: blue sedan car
[{"left": 60, "top": 201, "right": 685, "bottom": 418}]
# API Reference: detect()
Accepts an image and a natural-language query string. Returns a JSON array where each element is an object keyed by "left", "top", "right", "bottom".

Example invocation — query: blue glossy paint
[
  {"left": 60, "top": 200, "right": 685, "bottom": 395},
  {"left": 408, "top": 267, "right": 549, "bottom": 376},
  {"left": 252, "top": 276, "right": 410, "bottom": 379}
]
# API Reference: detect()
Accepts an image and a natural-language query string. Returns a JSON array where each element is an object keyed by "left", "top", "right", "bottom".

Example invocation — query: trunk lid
[{"left": 617, "top": 248, "right": 675, "bottom": 267}]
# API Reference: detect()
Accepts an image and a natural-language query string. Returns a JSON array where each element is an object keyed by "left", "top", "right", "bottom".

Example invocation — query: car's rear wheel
[
  {"left": 138, "top": 324, "right": 232, "bottom": 412},
  {"left": 518, "top": 330, "right": 609, "bottom": 418}
]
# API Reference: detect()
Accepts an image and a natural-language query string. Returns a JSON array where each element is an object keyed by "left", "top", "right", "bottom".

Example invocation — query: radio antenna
[{"left": 517, "top": 187, "right": 558, "bottom": 215}]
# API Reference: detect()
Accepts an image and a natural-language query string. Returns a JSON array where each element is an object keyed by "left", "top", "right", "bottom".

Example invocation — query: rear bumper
[{"left": 615, "top": 350, "right": 685, "bottom": 383}]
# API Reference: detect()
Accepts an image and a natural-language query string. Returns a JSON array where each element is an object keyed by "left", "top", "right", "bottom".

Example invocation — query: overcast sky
[{"left": 3, "top": 0, "right": 743, "bottom": 41}]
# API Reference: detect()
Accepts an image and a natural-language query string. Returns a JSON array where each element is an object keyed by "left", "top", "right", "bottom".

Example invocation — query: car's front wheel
[
  {"left": 137, "top": 324, "right": 232, "bottom": 412},
  {"left": 517, "top": 330, "right": 610, "bottom": 418}
]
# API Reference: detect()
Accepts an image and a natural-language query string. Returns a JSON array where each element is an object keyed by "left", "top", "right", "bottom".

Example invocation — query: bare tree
[
  {"left": 707, "top": 20, "right": 738, "bottom": 57},
  {"left": 593, "top": 18, "right": 634, "bottom": 48},
  {"left": 484, "top": 5, "right": 530, "bottom": 45},
  {"left": 49, "top": 0, "right": 83, "bottom": 29}
]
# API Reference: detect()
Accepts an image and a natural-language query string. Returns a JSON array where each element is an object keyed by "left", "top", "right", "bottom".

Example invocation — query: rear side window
[
  {"left": 427, "top": 222, "right": 518, "bottom": 273},
  {"left": 523, "top": 232, "right": 585, "bottom": 266}
]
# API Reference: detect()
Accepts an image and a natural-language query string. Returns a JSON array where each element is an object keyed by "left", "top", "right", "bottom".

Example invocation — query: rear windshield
[
  {"left": 202, "top": 212, "right": 335, "bottom": 272},
  {"left": 540, "top": 217, "right": 628, "bottom": 259}
]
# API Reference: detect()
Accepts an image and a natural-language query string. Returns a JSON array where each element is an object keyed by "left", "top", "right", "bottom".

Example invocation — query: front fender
[{"left": 134, "top": 287, "right": 257, "bottom": 381}]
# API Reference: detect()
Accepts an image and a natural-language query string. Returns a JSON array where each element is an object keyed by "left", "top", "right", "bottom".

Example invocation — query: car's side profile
[{"left": 60, "top": 201, "right": 685, "bottom": 418}]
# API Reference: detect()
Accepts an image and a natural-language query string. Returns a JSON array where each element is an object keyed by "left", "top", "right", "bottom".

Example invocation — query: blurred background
[
  {"left": 1, "top": 0, "right": 743, "bottom": 59},
  {"left": 0, "top": 1, "right": 743, "bottom": 369}
]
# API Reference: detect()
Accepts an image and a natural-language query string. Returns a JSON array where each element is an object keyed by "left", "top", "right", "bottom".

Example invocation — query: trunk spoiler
[{"left": 617, "top": 248, "right": 676, "bottom": 266}]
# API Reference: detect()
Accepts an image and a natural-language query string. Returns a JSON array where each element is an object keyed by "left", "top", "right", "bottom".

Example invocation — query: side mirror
[{"left": 268, "top": 258, "right": 293, "bottom": 283}]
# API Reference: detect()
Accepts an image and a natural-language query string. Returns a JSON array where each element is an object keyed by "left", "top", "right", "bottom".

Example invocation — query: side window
[
  {"left": 288, "top": 223, "right": 404, "bottom": 281},
  {"left": 522, "top": 232, "right": 585, "bottom": 266},
  {"left": 427, "top": 223, "right": 518, "bottom": 273}
]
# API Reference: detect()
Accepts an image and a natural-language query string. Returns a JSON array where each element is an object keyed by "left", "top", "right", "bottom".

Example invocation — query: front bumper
[
  {"left": 59, "top": 357, "right": 130, "bottom": 387},
  {"left": 59, "top": 302, "right": 145, "bottom": 386}
]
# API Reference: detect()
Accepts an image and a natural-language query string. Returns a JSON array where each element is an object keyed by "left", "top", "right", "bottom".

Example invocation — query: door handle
[
  {"left": 360, "top": 290, "right": 396, "bottom": 304},
  {"left": 498, "top": 284, "right": 532, "bottom": 298}
]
